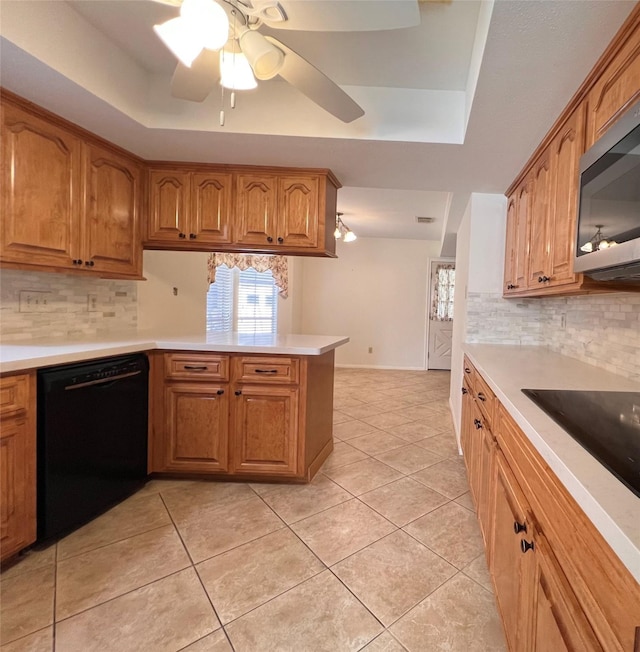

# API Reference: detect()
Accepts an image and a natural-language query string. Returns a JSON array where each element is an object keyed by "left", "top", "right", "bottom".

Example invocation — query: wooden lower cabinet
[
  {"left": 0, "top": 373, "right": 37, "bottom": 562},
  {"left": 461, "top": 358, "right": 640, "bottom": 651},
  {"left": 150, "top": 350, "right": 334, "bottom": 482}
]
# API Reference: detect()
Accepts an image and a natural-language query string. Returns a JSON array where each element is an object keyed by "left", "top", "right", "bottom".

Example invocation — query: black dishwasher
[{"left": 37, "top": 354, "right": 149, "bottom": 541}]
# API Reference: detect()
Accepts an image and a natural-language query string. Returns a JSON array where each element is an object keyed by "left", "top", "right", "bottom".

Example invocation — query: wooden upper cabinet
[
  {"left": 277, "top": 176, "right": 319, "bottom": 248},
  {"left": 1, "top": 101, "right": 81, "bottom": 269},
  {"left": 585, "top": 25, "right": 640, "bottom": 149},
  {"left": 191, "top": 172, "right": 233, "bottom": 245},
  {"left": 83, "top": 143, "right": 142, "bottom": 276},
  {"left": 527, "top": 155, "right": 552, "bottom": 288},
  {"left": 147, "top": 170, "right": 190, "bottom": 242},
  {"left": 503, "top": 194, "right": 518, "bottom": 293},
  {"left": 235, "top": 174, "right": 278, "bottom": 247}
]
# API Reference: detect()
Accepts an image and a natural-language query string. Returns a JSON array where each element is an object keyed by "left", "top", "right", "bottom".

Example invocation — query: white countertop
[
  {"left": 464, "top": 344, "right": 640, "bottom": 582},
  {"left": 0, "top": 331, "right": 350, "bottom": 373}
]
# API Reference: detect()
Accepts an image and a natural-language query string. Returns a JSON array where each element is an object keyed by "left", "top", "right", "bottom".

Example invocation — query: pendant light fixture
[
  {"left": 334, "top": 213, "right": 357, "bottom": 242},
  {"left": 580, "top": 225, "right": 617, "bottom": 253}
]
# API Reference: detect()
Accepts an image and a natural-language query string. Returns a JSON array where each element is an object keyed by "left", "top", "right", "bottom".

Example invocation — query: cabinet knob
[
  {"left": 474, "top": 418, "right": 482, "bottom": 429},
  {"left": 266, "top": 236, "right": 273, "bottom": 243},
  {"left": 506, "top": 284, "right": 514, "bottom": 290},
  {"left": 85, "top": 260, "right": 95, "bottom": 267},
  {"left": 73, "top": 259, "right": 83, "bottom": 265},
  {"left": 477, "top": 392, "right": 486, "bottom": 402},
  {"left": 520, "top": 539, "right": 535, "bottom": 554},
  {"left": 178, "top": 232, "right": 186, "bottom": 239},
  {"left": 461, "top": 387, "right": 468, "bottom": 395},
  {"left": 513, "top": 521, "right": 527, "bottom": 534},
  {"left": 277, "top": 237, "right": 284, "bottom": 244},
  {"left": 538, "top": 275, "right": 551, "bottom": 283},
  {"left": 216, "top": 389, "right": 224, "bottom": 395},
  {"left": 189, "top": 233, "right": 196, "bottom": 239},
  {"left": 234, "top": 390, "right": 242, "bottom": 396},
  {"left": 464, "top": 367, "right": 471, "bottom": 374}
]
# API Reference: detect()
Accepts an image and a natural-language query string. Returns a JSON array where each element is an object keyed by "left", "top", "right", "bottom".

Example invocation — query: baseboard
[{"left": 335, "top": 364, "right": 426, "bottom": 371}]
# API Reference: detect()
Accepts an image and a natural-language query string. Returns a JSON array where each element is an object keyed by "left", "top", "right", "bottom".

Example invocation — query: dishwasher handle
[{"left": 64, "top": 370, "right": 143, "bottom": 391}]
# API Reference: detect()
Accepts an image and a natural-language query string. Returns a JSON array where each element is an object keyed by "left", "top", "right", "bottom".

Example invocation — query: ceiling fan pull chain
[
  {"left": 231, "top": 91, "right": 236, "bottom": 109},
  {"left": 219, "top": 80, "right": 225, "bottom": 126}
]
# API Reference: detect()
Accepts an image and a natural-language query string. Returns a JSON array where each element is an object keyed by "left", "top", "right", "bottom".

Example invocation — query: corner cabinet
[
  {"left": 1, "top": 94, "right": 144, "bottom": 279},
  {"left": 149, "top": 350, "right": 335, "bottom": 482},
  {"left": 460, "top": 357, "right": 640, "bottom": 651},
  {"left": 503, "top": 5, "right": 640, "bottom": 298},
  {"left": 0, "top": 373, "right": 36, "bottom": 562},
  {"left": 145, "top": 165, "right": 338, "bottom": 258}
]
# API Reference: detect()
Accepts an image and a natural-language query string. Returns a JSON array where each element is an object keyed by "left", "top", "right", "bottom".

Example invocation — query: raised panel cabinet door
[
  {"left": 549, "top": 106, "right": 585, "bottom": 287},
  {"left": 277, "top": 176, "right": 319, "bottom": 248},
  {"left": 83, "top": 144, "right": 142, "bottom": 276},
  {"left": 585, "top": 32, "right": 640, "bottom": 148},
  {"left": 234, "top": 174, "right": 278, "bottom": 247},
  {"left": 515, "top": 178, "right": 532, "bottom": 291},
  {"left": 147, "top": 170, "right": 190, "bottom": 242},
  {"left": 527, "top": 156, "right": 552, "bottom": 288},
  {"left": 477, "top": 426, "right": 496, "bottom": 554},
  {"left": 1, "top": 102, "right": 81, "bottom": 268},
  {"left": 528, "top": 531, "right": 602, "bottom": 652},
  {"left": 164, "top": 384, "right": 229, "bottom": 473},
  {"left": 231, "top": 385, "right": 299, "bottom": 475},
  {"left": 503, "top": 194, "right": 519, "bottom": 293},
  {"left": 490, "top": 452, "right": 533, "bottom": 652},
  {"left": 191, "top": 172, "right": 233, "bottom": 245}
]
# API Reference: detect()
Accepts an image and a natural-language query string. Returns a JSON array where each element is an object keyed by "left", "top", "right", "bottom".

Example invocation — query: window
[
  {"left": 207, "top": 264, "right": 278, "bottom": 334},
  {"left": 430, "top": 265, "right": 455, "bottom": 321}
]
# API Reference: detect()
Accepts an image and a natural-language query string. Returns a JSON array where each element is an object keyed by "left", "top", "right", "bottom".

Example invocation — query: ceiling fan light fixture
[
  {"left": 153, "top": 17, "right": 204, "bottom": 67},
  {"left": 220, "top": 45, "right": 258, "bottom": 90},
  {"left": 239, "top": 29, "right": 284, "bottom": 80},
  {"left": 181, "top": 0, "right": 229, "bottom": 51}
]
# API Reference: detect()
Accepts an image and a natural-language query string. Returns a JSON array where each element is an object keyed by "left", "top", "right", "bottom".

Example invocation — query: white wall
[
  {"left": 297, "top": 238, "right": 441, "bottom": 369},
  {"left": 449, "top": 193, "right": 507, "bottom": 442},
  {"left": 137, "top": 250, "right": 298, "bottom": 335}
]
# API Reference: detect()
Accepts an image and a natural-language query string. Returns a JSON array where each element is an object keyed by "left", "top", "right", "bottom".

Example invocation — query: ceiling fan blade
[
  {"left": 261, "top": 1, "right": 420, "bottom": 31},
  {"left": 266, "top": 37, "right": 364, "bottom": 123},
  {"left": 170, "top": 49, "right": 219, "bottom": 102}
]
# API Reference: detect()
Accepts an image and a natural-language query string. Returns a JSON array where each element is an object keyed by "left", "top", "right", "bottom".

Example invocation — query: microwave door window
[{"left": 578, "top": 126, "right": 640, "bottom": 256}]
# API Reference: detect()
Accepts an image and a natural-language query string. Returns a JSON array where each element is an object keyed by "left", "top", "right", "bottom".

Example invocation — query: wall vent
[{"left": 415, "top": 216, "right": 436, "bottom": 224}]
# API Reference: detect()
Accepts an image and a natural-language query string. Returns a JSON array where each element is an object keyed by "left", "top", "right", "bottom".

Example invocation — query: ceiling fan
[{"left": 151, "top": 0, "right": 422, "bottom": 123}]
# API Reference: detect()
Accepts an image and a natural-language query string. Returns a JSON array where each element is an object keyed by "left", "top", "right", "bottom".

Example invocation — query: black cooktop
[{"left": 522, "top": 389, "right": 640, "bottom": 498}]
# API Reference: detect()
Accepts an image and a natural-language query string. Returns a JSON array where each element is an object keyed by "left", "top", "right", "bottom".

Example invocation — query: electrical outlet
[
  {"left": 87, "top": 294, "right": 98, "bottom": 312},
  {"left": 368, "top": 346, "right": 373, "bottom": 354},
  {"left": 19, "top": 290, "right": 52, "bottom": 313}
]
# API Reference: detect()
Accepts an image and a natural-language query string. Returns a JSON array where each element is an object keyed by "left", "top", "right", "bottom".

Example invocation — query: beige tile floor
[{"left": 0, "top": 368, "right": 506, "bottom": 652}]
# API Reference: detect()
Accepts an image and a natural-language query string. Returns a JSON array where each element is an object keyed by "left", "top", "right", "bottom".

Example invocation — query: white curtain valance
[{"left": 207, "top": 253, "right": 289, "bottom": 298}]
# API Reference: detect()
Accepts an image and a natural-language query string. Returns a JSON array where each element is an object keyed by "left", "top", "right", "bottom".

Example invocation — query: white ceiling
[{"left": 0, "top": 0, "right": 634, "bottom": 248}]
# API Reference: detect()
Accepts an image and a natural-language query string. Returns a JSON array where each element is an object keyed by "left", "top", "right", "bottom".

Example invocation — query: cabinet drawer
[
  {"left": 0, "top": 374, "right": 28, "bottom": 418},
  {"left": 233, "top": 357, "right": 299, "bottom": 384},
  {"left": 474, "top": 371, "right": 496, "bottom": 429},
  {"left": 164, "top": 354, "right": 229, "bottom": 381}
]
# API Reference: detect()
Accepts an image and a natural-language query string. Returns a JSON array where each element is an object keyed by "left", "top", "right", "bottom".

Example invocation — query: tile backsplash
[
  {"left": 466, "top": 292, "right": 640, "bottom": 382},
  {"left": 0, "top": 270, "right": 137, "bottom": 341}
]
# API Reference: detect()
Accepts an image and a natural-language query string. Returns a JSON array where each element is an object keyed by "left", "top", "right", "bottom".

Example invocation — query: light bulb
[
  {"left": 181, "top": 0, "right": 229, "bottom": 51},
  {"left": 343, "top": 230, "right": 357, "bottom": 243},
  {"left": 220, "top": 46, "right": 257, "bottom": 90},
  {"left": 334, "top": 226, "right": 342, "bottom": 239},
  {"left": 580, "top": 242, "right": 593, "bottom": 253},
  {"left": 154, "top": 17, "right": 204, "bottom": 67}
]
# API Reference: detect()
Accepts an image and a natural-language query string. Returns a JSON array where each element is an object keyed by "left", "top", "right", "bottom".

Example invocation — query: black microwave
[{"left": 575, "top": 100, "right": 640, "bottom": 282}]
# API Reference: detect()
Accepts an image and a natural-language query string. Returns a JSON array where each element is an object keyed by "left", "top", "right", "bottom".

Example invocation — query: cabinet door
[
  {"left": 490, "top": 452, "right": 532, "bottom": 652},
  {"left": 231, "top": 385, "right": 299, "bottom": 475},
  {"left": 460, "top": 381, "right": 473, "bottom": 472},
  {"left": 234, "top": 174, "right": 278, "bottom": 247},
  {"left": 514, "top": 178, "right": 532, "bottom": 291},
  {"left": 164, "top": 383, "right": 229, "bottom": 473},
  {"left": 477, "top": 425, "right": 495, "bottom": 553},
  {"left": 526, "top": 531, "right": 602, "bottom": 652},
  {"left": 277, "top": 176, "right": 319, "bottom": 248},
  {"left": 1, "top": 102, "right": 81, "bottom": 268},
  {"left": 585, "top": 33, "right": 640, "bottom": 148},
  {"left": 548, "top": 106, "right": 585, "bottom": 287},
  {"left": 191, "top": 172, "right": 233, "bottom": 245},
  {"left": 527, "top": 156, "right": 552, "bottom": 288},
  {"left": 83, "top": 144, "right": 142, "bottom": 276},
  {"left": 147, "top": 170, "right": 190, "bottom": 243},
  {"left": 503, "top": 193, "right": 519, "bottom": 294}
]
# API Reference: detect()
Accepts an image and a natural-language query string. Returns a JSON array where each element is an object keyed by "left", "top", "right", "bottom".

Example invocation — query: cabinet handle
[
  {"left": 178, "top": 233, "right": 186, "bottom": 239},
  {"left": 513, "top": 521, "right": 527, "bottom": 534},
  {"left": 184, "top": 365, "right": 208, "bottom": 371},
  {"left": 267, "top": 236, "right": 273, "bottom": 243},
  {"left": 277, "top": 237, "right": 284, "bottom": 244},
  {"left": 506, "top": 283, "right": 515, "bottom": 290},
  {"left": 84, "top": 260, "right": 95, "bottom": 267},
  {"left": 538, "top": 275, "right": 551, "bottom": 283},
  {"left": 189, "top": 233, "right": 196, "bottom": 239},
  {"left": 464, "top": 367, "right": 471, "bottom": 374},
  {"left": 461, "top": 387, "right": 468, "bottom": 395},
  {"left": 216, "top": 389, "right": 224, "bottom": 395},
  {"left": 474, "top": 419, "right": 482, "bottom": 429},
  {"left": 255, "top": 369, "right": 278, "bottom": 374},
  {"left": 520, "top": 539, "right": 535, "bottom": 553},
  {"left": 235, "top": 390, "right": 242, "bottom": 396},
  {"left": 477, "top": 392, "right": 486, "bottom": 402}
]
